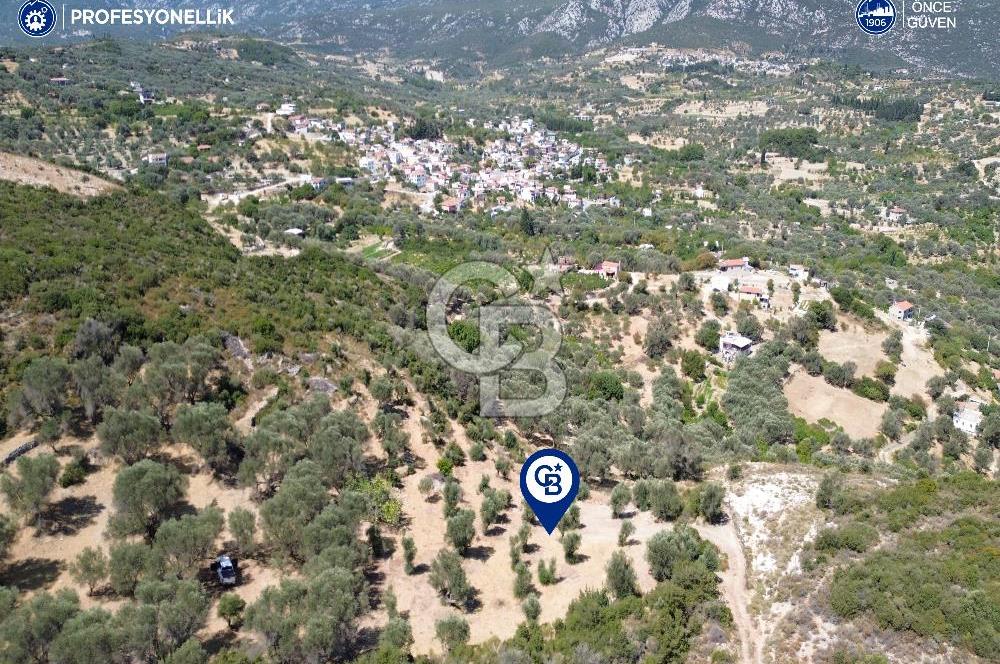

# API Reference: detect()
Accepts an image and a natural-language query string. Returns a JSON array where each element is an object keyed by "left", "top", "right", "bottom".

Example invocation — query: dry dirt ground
[
  {"left": 628, "top": 132, "right": 687, "bottom": 150},
  {"left": 0, "top": 152, "right": 121, "bottom": 198},
  {"left": 784, "top": 371, "right": 887, "bottom": 439},
  {"left": 674, "top": 100, "right": 769, "bottom": 118},
  {"left": 890, "top": 322, "right": 940, "bottom": 401},
  {"left": 0, "top": 432, "right": 268, "bottom": 651},
  {"left": 206, "top": 218, "right": 301, "bottom": 259},
  {"left": 764, "top": 157, "right": 829, "bottom": 186},
  {"left": 363, "top": 389, "right": 672, "bottom": 656},
  {"left": 694, "top": 518, "right": 759, "bottom": 664},
  {"left": 817, "top": 321, "right": 887, "bottom": 377},
  {"left": 1, "top": 435, "right": 121, "bottom": 611},
  {"left": 720, "top": 465, "right": 828, "bottom": 664}
]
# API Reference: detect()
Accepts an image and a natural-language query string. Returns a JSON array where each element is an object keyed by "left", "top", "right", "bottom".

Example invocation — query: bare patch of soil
[{"left": 0, "top": 152, "right": 121, "bottom": 198}]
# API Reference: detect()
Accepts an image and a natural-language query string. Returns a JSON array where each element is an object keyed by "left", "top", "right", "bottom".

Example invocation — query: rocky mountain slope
[{"left": 9, "top": 0, "right": 999, "bottom": 79}]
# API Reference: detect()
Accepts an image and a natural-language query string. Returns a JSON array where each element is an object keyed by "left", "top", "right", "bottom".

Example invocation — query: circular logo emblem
[
  {"left": 523, "top": 453, "right": 575, "bottom": 504},
  {"left": 856, "top": 0, "right": 896, "bottom": 35},
  {"left": 18, "top": 0, "right": 56, "bottom": 37}
]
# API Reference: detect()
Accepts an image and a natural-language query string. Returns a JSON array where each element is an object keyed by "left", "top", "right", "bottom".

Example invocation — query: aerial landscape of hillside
[{"left": 0, "top": 4, "right": 998, "bottom": 664}]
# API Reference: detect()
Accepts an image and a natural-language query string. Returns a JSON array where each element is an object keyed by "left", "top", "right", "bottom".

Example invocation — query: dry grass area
[
  {"left": 765, "top": 157, "right": 829, "bottom": 185},
  {"left": 784, "top": 372, "right": 887, "bottom": 439},
  {"left": 0, "top": 152, "right": 121, "bottom": 198},
  {"left": 891, "top": 324, "right": 940, "bottom": 401},
  {"left": 628, "top": 132, "right": 687, "bottom": 150},
  {"left": 206, "top": 218, "right": 301, "bottom": 258},
  {"left": 674, "top": 100, "right": 769, "bottom": 118},
  {"left": 818, "top": 321, "right": 887, "bottom": 377}
]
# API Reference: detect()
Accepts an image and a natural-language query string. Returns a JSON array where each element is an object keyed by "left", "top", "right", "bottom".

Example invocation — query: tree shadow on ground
[
  {"left": 463, "top": 545, "right": 494, "bottom": 562},
  {"left": 0, "top": 558, "right": 63, "bottom": 591},
  {"left": 38, "top": 495, "right": 103, "bottom": 536}
]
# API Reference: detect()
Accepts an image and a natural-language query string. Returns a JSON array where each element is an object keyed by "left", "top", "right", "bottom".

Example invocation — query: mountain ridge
[{"left": 5, "top": 0, "right": 997, "bottom": 80}]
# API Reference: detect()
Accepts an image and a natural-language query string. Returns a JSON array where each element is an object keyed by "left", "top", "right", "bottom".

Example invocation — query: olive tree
[
  {"left": 153, "top": 507, "right": 225, "bottom": 579},
  {"left": 1, "top": 453, "right": 60, "bottom": 525},
  {"left": 98, "top": 408, "right": 164, "bottom": 464},
  {"left": 445, "top": 509, "right": 476, "bottom": 554},
  {"left": 428, "top": 549, "right": 473, "bottom": 607},
  {"left": 605, "top": 550, "right": 639, "bottom": 600},
  {"left": 227, "top": 507, "right": 257, "bottom": 556},
  {"left": 110, "top": 460, "right": 187, "bottom": 536},
  {"left": 435, "top": 615, "right": 470, "bottom": 652},
  {"left": 19, "top": 357, "right": 71, "bottom": 420},
  {"left": 69, "top": 546, "right": 109, "bottom": 595},
  {"left": 698, "top": 483, "right": 726, "bottom": 524}
]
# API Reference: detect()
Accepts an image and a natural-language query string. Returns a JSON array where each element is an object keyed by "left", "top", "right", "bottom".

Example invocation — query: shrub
[
  {"left": 853, "top": 376, "right": 890, "bottom": 402},
  {"left": 435, "top": 615, "right": 470, "bottom": 652},
  {"left": 428, "top": 549, "right": 473, "bottom": 607},
  {"left": 633, "top": 479, "right": 652, "bottom": 511},
  {"left": 402, "top": 536, "right": 417, "bottom": 574},
  {"left": 445, "top": 509, "right": 476, "bottom": 553},
  {"left": 610, "top": 483, "right": 631, "bottom": 518},
  {"left": 695, "top": 320, "right": 721, "bottom": 351},
  {"left": 646, "top": 525, "right": 719, "bottom": 582},
  {"left": 557, "top": 504, "right": 580, "bottom": 533},
  {"left": 58, "top": 458, "right": 87, "bottom": 488},
  {"left": 605, "top": 551, "right": 639, "bottom": 600},
  {"left": 650, "top": 480, "right": 683, "bottom": 521},
  {"left": 218, "top": 593, "right": 247, "bottom": 630},
  {"left": 522, "top": 595, "right": 541, "bottom": 621},
  {"left": 618, "top": 520, "right": 636, "bottom": 547},
  {"left": 562, "top": 531, "right": 582, "bottom": 563},
  {"left": 587, "top": 371, "right": 624, "bottom": 400},
  {"left": 815, "top": 522, "right": 878, "bottom": 553},
  {"left": 537, "top": 558, "right": 557, "bottom": 585},
  {"left": 699, "top": 483, "right": 726, "bottom": 524},
  {"left": 513, "top": 562, "right": 533, "bottom": 599},
  {"left": 681, "top": 351, "right": 707, "bottom": 382}
]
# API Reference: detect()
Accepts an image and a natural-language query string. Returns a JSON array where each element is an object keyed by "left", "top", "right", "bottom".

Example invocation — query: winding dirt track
[{"left": 694, "top": 519, "right": 762, "bottom": 664}]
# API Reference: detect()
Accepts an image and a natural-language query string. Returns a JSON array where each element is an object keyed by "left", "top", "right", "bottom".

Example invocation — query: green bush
[
  {"left": 814, "top": 522, "right": 878, "bottom": 553},
  {"left": 58, "top": 458, "right": 87, "bottom": 488}
]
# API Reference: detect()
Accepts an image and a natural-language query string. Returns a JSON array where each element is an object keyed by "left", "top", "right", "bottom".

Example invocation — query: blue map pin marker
[{"left": 520, "top": 448, "right": 580, "bottom": 534}]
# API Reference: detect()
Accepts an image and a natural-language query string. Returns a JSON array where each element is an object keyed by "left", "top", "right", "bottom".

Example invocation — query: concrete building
[{"left": 953, "top": 399, "right": 984, "bottom": 436}]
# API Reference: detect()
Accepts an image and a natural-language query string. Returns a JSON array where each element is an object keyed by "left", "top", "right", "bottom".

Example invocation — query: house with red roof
[
  {"left": 718, "top": 256, "right": 751, "bottom": 272},
  {"left": 889, "top": 300, "right": 914, "bottom": 321}
]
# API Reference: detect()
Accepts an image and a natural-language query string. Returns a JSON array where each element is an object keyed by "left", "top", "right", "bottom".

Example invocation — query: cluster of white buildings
[{"left": 341, "top": 116, "right": 617, "bottom": 213}]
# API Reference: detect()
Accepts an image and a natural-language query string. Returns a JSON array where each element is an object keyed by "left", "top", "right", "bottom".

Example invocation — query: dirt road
[{"left": 694, "top": 519, "right": 762, "bottom": 664}]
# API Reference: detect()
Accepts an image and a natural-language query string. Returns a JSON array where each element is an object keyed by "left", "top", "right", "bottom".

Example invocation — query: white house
[
  {"left": 953, "top": 399, "right": 984, "bottom": 436},
  {"left": 788, "top": 264, "right": 809, "bottom": 280},
  {"left": 882, "top": 205, "right": 908, "bottom": 224},
  {"left": 720, "top": 332, "right": 754, "bottom": 363}
]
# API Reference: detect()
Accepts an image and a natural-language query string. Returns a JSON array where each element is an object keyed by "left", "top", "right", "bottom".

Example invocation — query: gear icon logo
[{"left": 18, "top": 0, "right": 57, "bottom": 38}]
